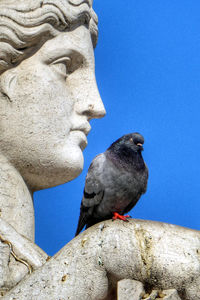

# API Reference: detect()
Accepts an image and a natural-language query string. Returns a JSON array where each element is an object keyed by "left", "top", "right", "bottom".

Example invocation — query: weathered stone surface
[
  {"left": 143, "top": 290, "right": 158, "bottom": 300},
  {"left": 0, "top": 0, "right": 200, "bottom": 299},
  {"left": 162, "top": 289, "right": 182, "bottom": 299},
  {"left": 117, "top": 279, "right": 145, "bottom": 300},
  {"left": 0, "top": 0, "right": 105, "bottom": 291},
  {"left": 1, "top": 220, "right": 200, "bottom": 300},
  {"left": 143, "top": 289, "right": 182, "bottom": 300}
]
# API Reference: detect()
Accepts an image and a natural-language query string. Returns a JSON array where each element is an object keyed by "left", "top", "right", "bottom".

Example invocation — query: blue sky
[{"left": 34, "top": 0, "right": 200, "bottom": 255}]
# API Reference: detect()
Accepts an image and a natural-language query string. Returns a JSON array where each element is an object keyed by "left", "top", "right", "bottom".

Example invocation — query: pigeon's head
[
  {"left": 121, "top": 133, "right": 144, "bottom": 152},
  {"left": 108, "top": 132, "right": 145, "bottom": 153}
]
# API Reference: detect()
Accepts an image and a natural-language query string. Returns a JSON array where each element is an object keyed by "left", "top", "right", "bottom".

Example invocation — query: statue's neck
[{"left": 0, "top": 154, "right": 34, "bottom": 241}]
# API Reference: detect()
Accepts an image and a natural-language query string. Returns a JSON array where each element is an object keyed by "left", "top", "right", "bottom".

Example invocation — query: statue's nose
[
  {"left": 71, "top": 69, "right": 106, "bottom": 120},
  {"left": 81, "top": 87, "right": 106, "bottom": 120}
]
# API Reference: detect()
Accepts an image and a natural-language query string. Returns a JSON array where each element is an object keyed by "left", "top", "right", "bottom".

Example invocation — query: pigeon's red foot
[{"left": 112, "top": 212, "right": 131, "bottom": 222}]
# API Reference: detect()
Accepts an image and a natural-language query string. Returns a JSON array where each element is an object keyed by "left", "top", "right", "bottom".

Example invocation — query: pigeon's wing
[
  {"left": 123, "top": 163, "right": 149, "bottom": 214},
  {"left": 75, "top": 154, "right": 105, "bottom": 236},
  {"left": 140, "top": 163, "right": 149, "bottom": 194},
  {"left": 123, "top": 193, "right": 142, "bottom": 214}
]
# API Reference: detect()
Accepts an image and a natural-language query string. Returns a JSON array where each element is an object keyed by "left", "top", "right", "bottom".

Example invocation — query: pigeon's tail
[
  {"left": 75, "top": 205, "right": 89, "bottom": 236},
  {"left": 75, "top": 219, "right": 85, "bottom": 236},
  {"left": 85, "top": 217, "right": 102, "bottom": 229},
  {"left": 75, "top": 216, "right": 103, "bottom": 236}
]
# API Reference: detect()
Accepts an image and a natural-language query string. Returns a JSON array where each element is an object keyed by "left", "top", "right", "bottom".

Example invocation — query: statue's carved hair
[{"left": 0, "top": 0, "right": 98, "bottom": 74}]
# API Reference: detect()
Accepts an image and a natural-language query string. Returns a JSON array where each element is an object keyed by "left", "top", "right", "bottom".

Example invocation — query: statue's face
[{"left": 0, "top": 26, "right": 105, "bottom": 190}]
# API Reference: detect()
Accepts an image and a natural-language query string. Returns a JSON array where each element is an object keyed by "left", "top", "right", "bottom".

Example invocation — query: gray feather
[{"left": 75, "top": 132, "right": 148, "bottom": 236}]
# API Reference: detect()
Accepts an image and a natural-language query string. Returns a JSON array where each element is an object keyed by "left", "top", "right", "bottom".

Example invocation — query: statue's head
[{"left": 0, "top": 0, "right": 105, "bottom": 190}]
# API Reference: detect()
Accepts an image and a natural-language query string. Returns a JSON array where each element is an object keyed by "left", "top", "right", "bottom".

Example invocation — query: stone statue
[
  {"left": 0, "top": 0, "right": 199, "bottom": 299},
  {"left": 0, "top": 0, "right": 105, "bottom": 293}
]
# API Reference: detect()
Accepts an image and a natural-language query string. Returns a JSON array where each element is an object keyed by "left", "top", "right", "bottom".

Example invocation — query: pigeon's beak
[{"left": 137, "top": 143, "right": 144, "bottom": 151}]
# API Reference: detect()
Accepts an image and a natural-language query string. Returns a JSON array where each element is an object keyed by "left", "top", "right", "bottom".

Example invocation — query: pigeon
[{"left": 75, "top": 132, "right": 148, "bottom": 236}]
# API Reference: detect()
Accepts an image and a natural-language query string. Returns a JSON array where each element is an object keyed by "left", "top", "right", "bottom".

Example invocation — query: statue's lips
[
  {"left": 71, "top": 122, "right": 91, "bottom": 135},
  {"left": 70, "top": 122, "right": 91, "bottom": 150},
  {"left": 70, "top": 130, "right": 88, "bottom": 151}
]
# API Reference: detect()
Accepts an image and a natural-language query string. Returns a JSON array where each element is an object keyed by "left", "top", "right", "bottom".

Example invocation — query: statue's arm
[
  {"left": 0, "top": 217, "right": 48, "bottom": 290},
  {"left": 1, "top": 219, "right": 200, "bottom": 300},
  {"left": 0, "top": 217, "right": 48, "bottom": 269}
]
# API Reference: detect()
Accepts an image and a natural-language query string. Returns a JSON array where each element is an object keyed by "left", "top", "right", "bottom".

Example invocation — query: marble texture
[
  {"left": 1, "top": 220, "right": 200, "bottom": 299},
  {"left": 0, "top": 0, "right": 105, "bottom": 291},
  {"left": 117, "top": 279, "right": 145, "bottom": 300},
  {"left": 0, "top": 0, "right": 199, "bottom": 299}
]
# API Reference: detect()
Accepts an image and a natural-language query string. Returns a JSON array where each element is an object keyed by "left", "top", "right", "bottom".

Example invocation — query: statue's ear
[{"left": 0, "top": 71, "right": 17, "bottom": 103}]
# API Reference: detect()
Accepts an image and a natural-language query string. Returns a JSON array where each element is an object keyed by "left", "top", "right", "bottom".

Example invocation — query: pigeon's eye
[{"left": 129, "top": 137, "right": 133, "bottom": 142}]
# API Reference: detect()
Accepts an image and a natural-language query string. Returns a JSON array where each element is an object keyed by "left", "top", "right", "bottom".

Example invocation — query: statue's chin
[{"left": 22, "top": 146, "right": 84, "bottom": 191}]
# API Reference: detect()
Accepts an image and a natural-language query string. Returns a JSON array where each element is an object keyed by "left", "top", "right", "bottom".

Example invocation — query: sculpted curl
[{"left": 0, "top": 0, "right": 98, "bottom": 74}]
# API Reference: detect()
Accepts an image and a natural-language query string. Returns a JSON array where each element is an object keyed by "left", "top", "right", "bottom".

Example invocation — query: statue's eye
[{"left": 51, "top": 57, "right": 71, "bottom": 78}]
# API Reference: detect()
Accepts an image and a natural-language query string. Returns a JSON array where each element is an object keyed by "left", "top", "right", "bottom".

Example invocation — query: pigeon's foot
[{"left": 112, "top": 212, "right": 131, "bottom": 222}]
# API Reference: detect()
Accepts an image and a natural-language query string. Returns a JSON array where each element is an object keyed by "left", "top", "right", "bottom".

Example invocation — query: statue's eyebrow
[
  {"left": 41, "top": 47, "right": 88, "bottom": 65},
  {"left": 39, "top": 31, "right": 93, "bottom": 65},
  {"left": 42, "top": 48, "right": 93, "bottom": 76}
]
